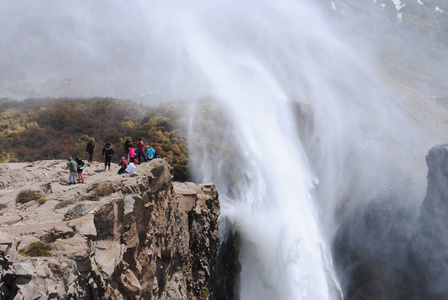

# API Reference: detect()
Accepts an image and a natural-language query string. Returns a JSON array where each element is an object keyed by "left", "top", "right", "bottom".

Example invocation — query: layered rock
[{"left": 0, "top": 158, "right": 221, "bottom": 299}]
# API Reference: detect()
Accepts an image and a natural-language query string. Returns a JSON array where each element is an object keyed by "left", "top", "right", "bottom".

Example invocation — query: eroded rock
[{"left": 0, "top": 159, "right": 224, "bottom": 299}]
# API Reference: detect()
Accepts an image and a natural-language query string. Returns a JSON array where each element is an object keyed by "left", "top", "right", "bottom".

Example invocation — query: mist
[{"left": 2, "top": 0, "right": 448, "bottom": 299}]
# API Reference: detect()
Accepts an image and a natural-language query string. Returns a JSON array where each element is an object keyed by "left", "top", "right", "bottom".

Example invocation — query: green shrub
[
  {"left": 16, "top": 190, "right": 42, "bottom": 204},
  {"left": 20, "top": 241, "right": 53, "bottom": 257},
  {"left": 85, "top": 183, "right": 115, "bottom": 201},
  {"left": 37, "top": 198, "right": 47, "bottom": 205}
]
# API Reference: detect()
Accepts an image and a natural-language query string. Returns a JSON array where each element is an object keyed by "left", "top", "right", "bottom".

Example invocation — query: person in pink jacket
[{"left": 128, "top": 146, "right": 135, "bottom": 162}]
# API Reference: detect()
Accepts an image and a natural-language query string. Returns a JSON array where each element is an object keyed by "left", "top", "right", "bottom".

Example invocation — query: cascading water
[{"left": 154, "top": 1, "right": 427, "bottom": 299}]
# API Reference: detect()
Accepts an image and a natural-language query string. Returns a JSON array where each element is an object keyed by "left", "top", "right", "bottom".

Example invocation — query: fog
[{"left": 2, "top": 0, "right": 448, "bottom": 299}]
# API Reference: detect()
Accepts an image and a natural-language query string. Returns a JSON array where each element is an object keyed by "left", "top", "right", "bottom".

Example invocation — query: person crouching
[
  {"left": 121, "top": 158, "right": 136, "bottom": 174},
  {"left": 117, "top": 157, "right": 128, "bottom": 174}
]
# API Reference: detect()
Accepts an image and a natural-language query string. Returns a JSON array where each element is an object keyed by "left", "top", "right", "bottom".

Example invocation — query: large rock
[{"left": 0, "top": 159, "right": 223, "bottom": 299}]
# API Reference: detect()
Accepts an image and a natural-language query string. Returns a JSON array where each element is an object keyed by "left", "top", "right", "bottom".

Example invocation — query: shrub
[
  {"left": 20, "top": 241, "right": 53, "bottom": 257},
  {"left": 54, "top": 199, "right": 75, "bottom": 209},
  {"left": 16, "top": 190, "right": 42, "bottom": 204},
  {"left": 37, "top": 198, "right": 47, "bottom": 205},
  {"left": 85, "top": 183, "right": 114, "bottom": 201},
  {"left": 42, "top": 230, "right": 75, "bottom": 243}
]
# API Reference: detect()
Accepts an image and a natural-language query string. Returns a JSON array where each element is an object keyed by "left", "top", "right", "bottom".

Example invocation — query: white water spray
[{"left": 157, "top": 1, "right": 426, "bottom": 299}]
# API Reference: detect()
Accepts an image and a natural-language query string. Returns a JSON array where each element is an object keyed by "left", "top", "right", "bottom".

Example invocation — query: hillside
[
  {"left": 319, "top": 0, "right": 448, "bottom": 96},
  {"left": 0, "top": 98, "right": 190, "bottom": 181}
]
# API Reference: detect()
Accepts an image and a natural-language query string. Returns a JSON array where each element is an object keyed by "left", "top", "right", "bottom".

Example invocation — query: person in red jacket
[
  {"left": 117, "top": 157, "right": 128, "bottom": 174},
  {"left": 136, "top": 138, "right": 147, "bottom": 163}
]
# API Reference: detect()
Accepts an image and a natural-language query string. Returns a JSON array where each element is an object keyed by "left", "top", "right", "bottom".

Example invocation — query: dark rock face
[
  {"left": 210, "top": 231, "right": 241, "bottom": 300},
  {"left": 333, "top": 186, "right": 416, "bottom": 300},
  {"left": 403, "top": 146, "right": 448, "bottom": 300},
  {"left": 333, "top": 146, "right": 448, "bottom": 300}
]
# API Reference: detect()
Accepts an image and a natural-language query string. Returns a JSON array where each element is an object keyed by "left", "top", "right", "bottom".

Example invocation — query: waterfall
[{"left": 156, "top": 1, "right": 424, "bottom": 299}]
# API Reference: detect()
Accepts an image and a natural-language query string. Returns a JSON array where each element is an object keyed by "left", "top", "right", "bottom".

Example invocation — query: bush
[
  {"left": 85, "top": 183, "right": 115, "bottom": 201},
  {"left": 37, "top": 198, "right": 47, "bottom": 205},
  {"left": 42, "top": 230, "right": 75, "bottom": 243},
  {"left": 54, "top": 199, "right": 75, "bottom": 209},
  {"left": 20, "top": 241, "right": 53, "bottom": 257},
  {"left": 16, "top": 190, "right": 42, "bottom": 204}
]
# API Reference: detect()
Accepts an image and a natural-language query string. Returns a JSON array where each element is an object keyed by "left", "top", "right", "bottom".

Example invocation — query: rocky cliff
[
  {"left": 333, "top": 145, "right": 448, "bottom": 300},
  {"left": 0, "top": 159, "right": 221, "bottom": 299},
  {"left": 404, "top": 145, "right": 448, "bottom": 300}
]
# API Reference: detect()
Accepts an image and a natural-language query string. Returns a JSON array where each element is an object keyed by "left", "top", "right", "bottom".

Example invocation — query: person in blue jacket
[{"left": 146, "top": 146, "right": 156, "bottom": 161}]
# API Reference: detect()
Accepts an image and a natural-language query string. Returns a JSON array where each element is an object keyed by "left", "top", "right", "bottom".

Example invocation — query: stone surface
[{"left": 0, "top": 158, "right": 223, "bottom": 299}]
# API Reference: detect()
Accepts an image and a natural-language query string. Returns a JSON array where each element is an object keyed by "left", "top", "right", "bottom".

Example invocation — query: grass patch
[
  {"left": 37, "top": 198, "right": 47, "bottom": 205},
  {"left": 85, "top": 183, "right": 115, "bottom": 201},
  {"left": 42, "top": 230, "right": 75, "bottom": 243},
  {"left": 54, "top": 199, "right": 75, "bottom": 209},
  {"left": 16, "top": 190, "right": 42, "bottom": 204},
  {"left": 20, "top": 241, "right": 53, "bottom": 257}
]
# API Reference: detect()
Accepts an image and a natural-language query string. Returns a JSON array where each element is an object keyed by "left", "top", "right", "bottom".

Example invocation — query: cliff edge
[{"left": 0, "top": 159, "right": 220, "bottom": 299}]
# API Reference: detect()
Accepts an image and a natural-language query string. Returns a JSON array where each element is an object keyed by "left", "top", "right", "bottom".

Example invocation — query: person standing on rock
[
  {"left": 75, "top": 157, "right": 84, "bottom": 183},
  {"left": 136, "top": 138, "right": 147, "bottom": 163},
  {"left": 124, "top": 139, "right": 133, "bottom": 157},
  {"left": 67, "top": 157, "right": 78, "bottom": 184},
  {"left": 86, "top": 140, "right": 95, "bottom": 163},
  {"left": 102, "top": 142, "right": 114, "bottom": 171},
  {"left": 128, "top": 146, "right": 136, "bottom": 162}
]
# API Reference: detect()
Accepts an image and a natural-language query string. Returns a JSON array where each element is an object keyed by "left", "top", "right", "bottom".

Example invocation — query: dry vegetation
[{"left": 0, "top": 98, "right": 190, "bottom": 181}]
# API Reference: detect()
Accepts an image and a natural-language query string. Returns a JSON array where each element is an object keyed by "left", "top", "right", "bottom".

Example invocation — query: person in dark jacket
[
  {"left": 124, "top": 139, "right": 133, "bottom": 157},
  {"left": 86, "top": 140, "right": 95, "bottom": 163},
  {"left": 102, "top": 142, "right": 114, "bottom": 170}
]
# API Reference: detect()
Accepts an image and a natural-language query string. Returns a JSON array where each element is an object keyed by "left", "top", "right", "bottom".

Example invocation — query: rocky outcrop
[
  {"left": 333, "top": 145, "right": 448, "bottom": 300},
  {"left": 0, "top": 159, "right": 221, "bottom": 299},
  {"left": 404, "top": 145, "right": 448, "bottom": 300}
]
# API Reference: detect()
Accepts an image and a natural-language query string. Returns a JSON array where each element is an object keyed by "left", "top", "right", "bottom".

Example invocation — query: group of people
[{"left": 67, "top": 138, "right": 158, "bottom": 183}]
